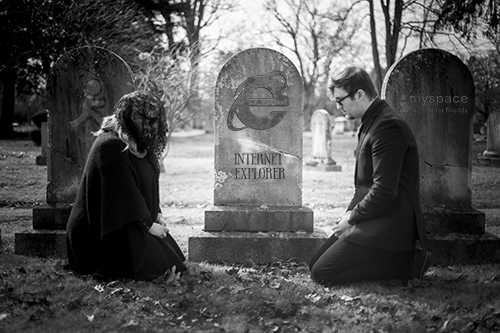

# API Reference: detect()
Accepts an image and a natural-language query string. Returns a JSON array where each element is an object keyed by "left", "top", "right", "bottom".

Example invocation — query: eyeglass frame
[{"left": 334, "top": 90, "right": 357, "bottom": 107}]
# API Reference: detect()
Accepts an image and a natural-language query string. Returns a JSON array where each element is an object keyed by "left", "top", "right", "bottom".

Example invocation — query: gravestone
[
  {"left": 35, "top": 122, "right": 47, "bottom": 165},
  {"left": 382, "top": 48, "right": 499, "bottom": 264},
  {"left": 306, "top": 109, "right": 341, "bottom": 171},
  {"left": 333, "top": 116, "right": 347, "bottom": 135},
  {"left": 478, "top": 111, "right": 500, "bottom": 166},
  {"left": 15, "top": 46, "right": 134, "bottom": 257},
  {"left": 189, "top": 48, "right": 323, "bottom": 265}
]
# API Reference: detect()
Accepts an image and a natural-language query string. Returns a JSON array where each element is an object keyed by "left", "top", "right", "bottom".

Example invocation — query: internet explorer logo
[{"left": 227, "top": 72, "right": 289, "bottom": 131}]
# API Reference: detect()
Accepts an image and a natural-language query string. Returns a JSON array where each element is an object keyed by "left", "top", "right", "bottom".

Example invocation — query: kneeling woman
[{"left": 66, "top": 91, "right": 187, "bottom": 281}]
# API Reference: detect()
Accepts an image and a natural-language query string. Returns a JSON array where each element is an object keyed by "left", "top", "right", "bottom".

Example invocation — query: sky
[{"left": 201, "top": 0, "right": 494, "bottom": 75}]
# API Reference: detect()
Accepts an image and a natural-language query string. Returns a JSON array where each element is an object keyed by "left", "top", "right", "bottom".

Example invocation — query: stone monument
[
  {"left": 478, "top": 110, "right": 500, "bottom": 166},
  {"left": 15, "top": 46, "right": 134, "bottom": 257},
  {"left": 35, "top": 122, "right": 47, "bottom": 166},
  {"left": 306, "top": 109, "right": 341, "bottom": 171},
  {"left": 189, "top": 48, "right": 323, "bottom": 265},
  {"left": 382, "top": 48, "right": 499, "bottom": 264}
]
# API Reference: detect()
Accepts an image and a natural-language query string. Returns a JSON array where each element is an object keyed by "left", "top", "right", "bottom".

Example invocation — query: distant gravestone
[
  {"left": 306, "top": 109, "right": 341, "bottom": 171},
  {"left": 333, "top": 116, "right": 347, "bottom": 135},
  {"left": 478, "top": 111, "right": 500, "bottom": 166},
  {"left": 382, "top": 48, "right": 498, "bottom": 264},
  {"left": 189, "top": 48, "right": 322, "bottom": 265},
  {"left": 35, "top": 122, "right": 47, "bottom": 165},
  {"left": 15, "top": 46, "right": 134, "bottom": 257}
]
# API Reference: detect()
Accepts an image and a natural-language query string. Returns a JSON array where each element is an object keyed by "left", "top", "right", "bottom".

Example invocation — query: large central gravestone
[
  {"left": 382, "top": 48, "right": 499, "bottom": 264},
  {"left": 189, "top": 48, "right": 322, "bottom": 265},
  {"left": 15, "top": 46, "right": 134, "bottom": 257}
]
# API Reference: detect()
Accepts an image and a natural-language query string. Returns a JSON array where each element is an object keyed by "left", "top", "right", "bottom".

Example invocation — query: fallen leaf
[
  {"left": 0, "top": 314, "right": 8, "bottom": 321},
  {"left": 339, "top": 295, "right": 359, "bottom": 302}
]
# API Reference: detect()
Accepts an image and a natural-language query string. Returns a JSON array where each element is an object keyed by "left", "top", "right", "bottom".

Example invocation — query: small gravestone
[
  {"left": 35, "top": 122, "right": 47, "bottom": 165},
  {"left": 306, "top": 109, "right": 341, "bottom": 171},
  {"left": 15, "top": 46, "right": 134, "bottom": 257},
  {"left": 382, "top": 48, "right": 499, "bottom": 264},
  {"left": 189, "top": 48, "right": 323, "bottom": 265},
  {"left": 333, "top": 116, "right": 347, "bottom": 135},
  {"left": 478, "top": 111, "right": 500, "bottom": 166}
]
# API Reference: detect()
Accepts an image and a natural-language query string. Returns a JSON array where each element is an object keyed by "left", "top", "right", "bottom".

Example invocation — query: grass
[{"left": 1, "top": 131, "right": 500, "bottom": 332}]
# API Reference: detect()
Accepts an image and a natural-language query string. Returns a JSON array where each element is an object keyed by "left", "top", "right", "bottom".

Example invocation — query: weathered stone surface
[
  {"left": 213, "top": 48, "right": 304, "bottom": 207},
  {"left": 32, "top": 203, "right": 72, "bottom": 230},
  {"left": 427, "top": 233, "right": 500, "bottom": 265},
  {"left": 382, "top": 48, "right": 484, "bottom": 235},
  {"left": 310, "top": 109, "right": 332, "bottom": 160},
  {"left": 46, "top": 46, "right": 134, "bottom": 204},
  {"left": 15, "top": 230, "right": 66, "bottom": 258},
  {"left": 205, "top": 205, "right": 313, "bottom": 232},
  {"left": 478, "top": 111, "right": 500, "bottom": 167},
  {"left": 189, "top": 229, "right": 327, "bottom": 265}
]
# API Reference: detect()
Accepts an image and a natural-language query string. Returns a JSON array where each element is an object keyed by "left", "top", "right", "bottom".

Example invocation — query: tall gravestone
[
  {"left": 15, "top": 46, "right": 134, "bottom": 257},
  {"left": 306, "top": 109, "right": 341, "bottom": 171},
  {"left": 382, "top": 48, "right": 499, "bottom": 264},
  {"left": 478, "top": 110, "right": 500, "bottom": 166},
  {"left": 189, "top": 48, "right": 323, "bottom": 265}
]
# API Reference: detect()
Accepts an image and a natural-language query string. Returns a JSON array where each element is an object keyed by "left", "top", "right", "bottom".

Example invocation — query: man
[{"left": 309, "top": 67, "right": 431, "bottom": 286}]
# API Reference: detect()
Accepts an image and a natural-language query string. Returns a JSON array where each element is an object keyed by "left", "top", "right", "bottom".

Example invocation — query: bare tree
[
  {"left": 134, "top": 45, "right": 201, "bottom": 170},
  {"left": 264, "top": 0, "right": 359, "bottom": 129}
]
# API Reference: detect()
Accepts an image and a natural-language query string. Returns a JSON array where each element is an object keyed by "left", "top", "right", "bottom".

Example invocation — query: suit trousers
[{"left": 309, "top": 234, "right": 413, "bottom": 286}]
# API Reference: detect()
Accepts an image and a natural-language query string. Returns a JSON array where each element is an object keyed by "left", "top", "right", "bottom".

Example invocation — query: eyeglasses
[{"left": 335, "top": 91, "right": 356, "bottom": 107}]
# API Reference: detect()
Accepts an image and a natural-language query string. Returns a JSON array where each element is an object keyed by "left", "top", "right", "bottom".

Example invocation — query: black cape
[{"left": 66, "top": 132, "right": 186, "bottom": 280}]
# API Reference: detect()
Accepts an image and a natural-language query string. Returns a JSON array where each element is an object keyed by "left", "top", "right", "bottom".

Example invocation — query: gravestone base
[
  {"left": 427, "top": 232, "right": 500, "bottom": 265},
  {"left": 15, "top": 230, "right": 66, "bottom": 258},
  {"left": 424, "top": 208, "right": 485, "bottom": 235},
  {"left": 205, "top": 206, "right": 314, "bottom": 232},
  {"left": 188, "top": 229, "right": 327, "bottom": 265},
  {"left": 305, "top": 164, "right": 342, "bottom": 172},
  {"left": 32, "top": 203, "right": 72, "bottom": 230},
  {"left": 477, "top": 155, "right": 500, "bottom": 167}
]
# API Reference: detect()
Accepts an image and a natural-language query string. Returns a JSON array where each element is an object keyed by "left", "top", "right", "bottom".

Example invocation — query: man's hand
[
  {"left": 332, "top": 211, "right": 354, "bottom": 238},
  {"left": 149, "top": 222, "right": 169, "bottom": 238}
]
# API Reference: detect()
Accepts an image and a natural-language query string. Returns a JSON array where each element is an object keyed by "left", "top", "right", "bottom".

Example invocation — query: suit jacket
[{"left": 342, "top": 98, "right": 428, "bottom": 251}]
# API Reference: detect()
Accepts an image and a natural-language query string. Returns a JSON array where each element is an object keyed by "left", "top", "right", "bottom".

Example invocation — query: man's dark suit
[{"left": 343, "top": 98, "right": 428, "bottom": 252}]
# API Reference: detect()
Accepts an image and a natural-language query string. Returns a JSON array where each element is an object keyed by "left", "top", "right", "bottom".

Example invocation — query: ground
[{"left": 0, "top": 130, "right": 500, "bottom": 333}]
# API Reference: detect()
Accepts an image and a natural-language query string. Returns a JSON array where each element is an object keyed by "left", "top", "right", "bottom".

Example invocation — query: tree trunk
[
  {"left": 368, "top": 0, "right": 383, "bottom": 93},
  {"left": 0, "top": 68, "right": 17, "bottom": 139}
]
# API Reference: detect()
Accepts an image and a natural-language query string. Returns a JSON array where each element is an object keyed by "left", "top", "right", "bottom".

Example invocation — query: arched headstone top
[{"left": 46, "top": 46, "right": 134, "bottom": 203}]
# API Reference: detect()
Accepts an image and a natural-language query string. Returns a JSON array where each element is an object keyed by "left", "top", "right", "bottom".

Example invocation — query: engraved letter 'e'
[{"left": 227, "top": 72, "right": 289, "bottom": 131}]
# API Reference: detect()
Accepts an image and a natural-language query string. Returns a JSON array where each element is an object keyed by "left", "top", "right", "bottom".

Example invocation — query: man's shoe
[{"left": 403, "top": 249, "right": 432, "bottom": 287}]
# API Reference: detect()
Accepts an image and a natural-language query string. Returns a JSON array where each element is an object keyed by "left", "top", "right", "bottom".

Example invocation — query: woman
[{"left": 66, "top": 91, "right": 187, "bottom": 281}]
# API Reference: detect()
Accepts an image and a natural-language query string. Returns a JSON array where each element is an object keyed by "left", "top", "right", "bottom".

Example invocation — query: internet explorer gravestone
[
  {"left": 189, "top": 48, "right": 323, "bottom": 265},
  {"left": 306, "top": 109, "right": 341, "bottom": 172},
  {"left": 382, "top": 48, "right": 499, "bottom": 264},
  {"left": 15, "top": 46, "right": 134, "bottom": 257}
]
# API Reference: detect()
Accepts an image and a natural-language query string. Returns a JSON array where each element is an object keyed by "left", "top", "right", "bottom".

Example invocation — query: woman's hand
[
  {"left": 149, "top": 222, "right": 169, "bottom": 238},
  {"left": 156, "top": 213, "right": 168, "bottom": 227},
  {"left": 332, "top": 211, "right": 354, "bottom": 238}
]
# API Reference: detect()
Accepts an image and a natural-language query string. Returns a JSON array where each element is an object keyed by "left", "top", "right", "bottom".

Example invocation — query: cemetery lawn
[{"left": 1, "top": 131, "right": 500, "bottom": 333}]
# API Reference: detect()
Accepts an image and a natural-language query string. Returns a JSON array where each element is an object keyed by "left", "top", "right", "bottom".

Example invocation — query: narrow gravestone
[
  {"left": 189, "top": 48, "right": 324, "bottom": 265},
  {"left": 35, "top": 122, "right": 47, "bottom": 165},
  {"left": 15, "top": 46, "right": 134, "bottom": 257},
  {"left": 382, "top": 48, "right": 499, "bottom": 265},
  {"left": 306, "top": 109, "right": 341, "bottom": 171},
  {"left": 333, "top": 116, "right": 347, "bottom": 135},
  {"left": 478, "top": 110, "right": 500, "bottom": 166}
]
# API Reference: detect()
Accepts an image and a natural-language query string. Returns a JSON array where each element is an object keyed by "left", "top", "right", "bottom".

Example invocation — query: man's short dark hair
[{"left": 329, "top": 67, "right": 378, "bottom": 100}]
